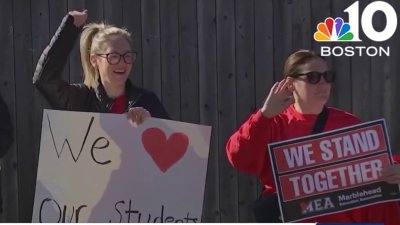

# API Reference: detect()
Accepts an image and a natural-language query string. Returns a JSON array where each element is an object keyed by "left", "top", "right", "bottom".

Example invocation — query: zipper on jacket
[{"left": 125, "top": 93, "right": 143, "bottom": 112}]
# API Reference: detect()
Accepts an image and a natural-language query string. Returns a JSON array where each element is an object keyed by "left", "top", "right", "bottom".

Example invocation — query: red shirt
[
  {"left": 111, "top": 94, "right": 127, "bottom": 114},
  {"left": 226, "top": 104, "right": 400, "bottom": 224}
]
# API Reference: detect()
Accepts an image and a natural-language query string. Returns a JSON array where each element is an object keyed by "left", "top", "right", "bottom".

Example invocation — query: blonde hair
[{"left": 80, "top": 23, "right": 132, "bottom": 89}]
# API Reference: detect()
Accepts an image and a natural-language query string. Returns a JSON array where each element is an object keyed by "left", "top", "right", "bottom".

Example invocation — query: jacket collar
[{"left": 94, "top": 78, "right": 143, "bottom": 112}]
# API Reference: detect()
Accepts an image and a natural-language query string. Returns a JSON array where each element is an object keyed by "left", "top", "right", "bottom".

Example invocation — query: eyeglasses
[
  {"left": 96, "top": 52, "right": 137, "bottom": 65},
  {"left": 289, "top": 71, "right": 336, "bottom": 84}
]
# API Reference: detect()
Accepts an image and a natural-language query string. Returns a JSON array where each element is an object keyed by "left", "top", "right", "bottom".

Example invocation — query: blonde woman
[{"left": 33, "top": 10, "right": 169, "bottom": 123}]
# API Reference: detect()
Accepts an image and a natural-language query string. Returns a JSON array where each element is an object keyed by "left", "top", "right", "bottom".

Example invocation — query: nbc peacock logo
[{"left": 314, "top": 17, "right": 354, "bottom": 42}]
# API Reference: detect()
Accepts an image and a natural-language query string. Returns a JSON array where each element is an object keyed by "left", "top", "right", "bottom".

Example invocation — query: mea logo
[
  {"left": 300, "top": 197, "right": 334, "bottom": 214},
  {"left": 313, "top": 1, "right": 397, "bottom": 57}
]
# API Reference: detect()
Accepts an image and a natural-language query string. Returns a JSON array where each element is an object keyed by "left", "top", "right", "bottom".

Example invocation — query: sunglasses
[{"left": 289, "top": 71, "right": 336, "bottom": 84}]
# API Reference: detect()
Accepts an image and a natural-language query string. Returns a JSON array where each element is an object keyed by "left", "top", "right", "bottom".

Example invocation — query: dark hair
[{"left": 283, "top": 49, "right": 326, "bottom": 77}]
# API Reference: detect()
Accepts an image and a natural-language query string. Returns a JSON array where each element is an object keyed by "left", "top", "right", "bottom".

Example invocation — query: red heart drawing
[{"left": 142, "top": 127, "right": 189, "bottom": 172}]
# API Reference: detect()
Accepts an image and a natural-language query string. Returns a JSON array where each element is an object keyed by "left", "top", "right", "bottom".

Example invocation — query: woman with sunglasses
[
  {"left": 33, "top": 10, "right": 169, "bottom": 123},
  {"left": 226, "top": 49, "right": 400, "bottom": 223}
]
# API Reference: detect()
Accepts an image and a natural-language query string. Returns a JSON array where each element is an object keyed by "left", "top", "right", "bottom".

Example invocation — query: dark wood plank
[
  {"left": 31, "top": 0, "right": 50, "bottom": 156},
  {"left": 197, "top": 0, "right": 220, "bottom": 221},
  {"left": 254, "top": 0, "right": 274, "bottom": 120},
  {"left": 0, "top": 0, "right": 18, "bottom": 222},
  {"left": 292, "top": 0, "right": 311, "bottom": 50},
  {"left": 141, "top": 0, "right": 162, "bottom": 98},
  {"left": 310, "top": 0, "right": 332, "bottom": 67},
  {"left": 330, "top": 1, "right": 351, "bottom": 112},
  {"left": 235, "top": 0, "right": 257, "bottom": 222},
  {"left": 216, "top": 0, "right": 238, "bottom": 222},
  {"left": 387, "top": 0, "right": 400, "bottom": 153},
  {"left": 370, "top": 0, "right": 388, "bottom": 121},
  {"left": 159, "top": 0, "right": 180, "bottom": 120},
  {"left": 103, "top": 0, "right": 123, "bottom": 27},
  {"left": 370, "top": 0, "right": 400, "bottom": 153},
  {"left": 179, "top": 0, "right": 199, "bottom": 124},
  {"left": 273, "top": 0, "right": 293, "bottom": 79},
  {"left": 25, "top": 0, "right": 50, "bottom": 221},
  {"left": 310, "top": 0, "right": 331, "bottom": 49},
  {"left": 49, "top": 0, "right": 69, "bottom": 82},
  {"left": 254, "top": 0, "right": 274, "bottom": 200},
  {"left": 85, "top": 0, "right": 104, "bottom": 23},
  {"left": 351, "top": 0, "right": 371, "bottom": 121},
  {"left": 68, "top": 0, "right": 86, "bottom": 83},
  {"left": 122, "top": 0, "right": 143, "bottom": 87},
  {"left": 13, "top": 0, "right": 35, "bottom": 221}
]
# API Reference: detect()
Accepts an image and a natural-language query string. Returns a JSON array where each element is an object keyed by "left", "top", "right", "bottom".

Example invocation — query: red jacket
[{"left": 226, "top": 104, "right": 400, "bottom": 224}]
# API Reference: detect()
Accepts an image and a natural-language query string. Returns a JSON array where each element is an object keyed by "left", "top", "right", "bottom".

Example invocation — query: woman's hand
[
  {"left": 68, "top": 10, "right": 88, "bottom": 28},
  {"left": 127, "top": 107, "right": 151, "bottom": 126},
  {"left": 381, "top": 164, "right": 400, "bottom": 184},
  {"left": 260, "top": 78, "right": 294, "bottom": 118}
]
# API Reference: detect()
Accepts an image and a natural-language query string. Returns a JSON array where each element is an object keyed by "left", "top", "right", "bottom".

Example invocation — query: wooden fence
[{"left": 0, "top": 0, "right": 399, "bottom": 222}]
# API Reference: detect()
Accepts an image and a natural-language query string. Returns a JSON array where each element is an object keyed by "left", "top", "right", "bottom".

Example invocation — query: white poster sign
[{"left": 32, "top": 109, "right": 211, "bottom": 223}]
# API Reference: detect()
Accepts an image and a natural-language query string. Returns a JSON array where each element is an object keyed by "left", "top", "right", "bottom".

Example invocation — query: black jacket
[
  {"left": 33, "top": 15, "right": 169, "bottom": 119},
  {"left": 0, "top": 94, "right": 12, "bottom": 158}
]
